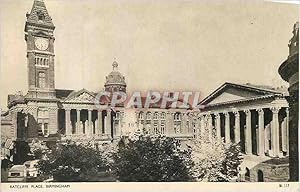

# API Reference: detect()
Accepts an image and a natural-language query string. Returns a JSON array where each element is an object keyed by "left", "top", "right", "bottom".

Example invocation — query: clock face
[{"left": 35, "top": 38, "right": 49, "bottom": 51}]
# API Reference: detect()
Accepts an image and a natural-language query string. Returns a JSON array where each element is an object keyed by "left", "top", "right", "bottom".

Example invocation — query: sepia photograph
[{"left": 0, "top": 0, "right": 299, "bottom": 191}]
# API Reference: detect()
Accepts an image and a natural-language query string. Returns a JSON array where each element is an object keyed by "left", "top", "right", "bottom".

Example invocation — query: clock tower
[{"left": 25, "top": 0, "right": 56, "bottom": 98}]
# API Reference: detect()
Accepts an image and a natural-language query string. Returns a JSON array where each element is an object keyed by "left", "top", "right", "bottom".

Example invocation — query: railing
[{"left": 62, "top": 133, "right": 111, "bottom": 141}]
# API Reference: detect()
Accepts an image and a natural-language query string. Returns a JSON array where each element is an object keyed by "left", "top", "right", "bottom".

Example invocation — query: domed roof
[{"left": 105, "top": 60, "right": 126, "bottom": 86}]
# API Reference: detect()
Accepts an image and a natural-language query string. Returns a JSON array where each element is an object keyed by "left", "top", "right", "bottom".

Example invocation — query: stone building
[
  {"left": 278, "top": 22, "right": 299, "bottom": 181},
  {"left": 0, "top": 0, "right": 291, "bottom": 182},
  {"left": 0, "top": 0, "right": 194, "bottom": 164},
  {"left": 198, "top": 82, "right": 290, "bottom": 181}
]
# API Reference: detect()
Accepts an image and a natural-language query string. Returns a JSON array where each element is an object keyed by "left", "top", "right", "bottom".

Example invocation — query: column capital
[
  {"left": 214, "top": 113, "right": 220, "bottom": 118},
  {"left": 233, "top": 111, "right": 240, "bottom": 116},
  {"left": 256, "top": 108, "right": 264, "bottom": 114},
  {"left": 224, "top": 111, "right": 230, "bottom": 116},
  {"left": 285, "top": 107, "right": 289, "bottom": 114},
  {"left": 270, "top": 107, "right": 281, "bottom": 113},
  {"left": 64, "top": 108, "right": 71, "bottom": 112},
  {"left": 205, "top": 114, "right": 212, "bottom": 120},
  {"left": 243, "top": 109, "right": 251, "bottom": 115}
]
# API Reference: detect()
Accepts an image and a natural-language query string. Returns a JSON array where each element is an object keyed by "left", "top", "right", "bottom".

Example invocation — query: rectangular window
[
  {"left": 44, "top": 123, "right": 48, "bottom": 136},
  {"left": 38, "top": 72, "right": 46, "bottom": 88},
  {"left": 160, "top": 121, "right": 165, "bottom": 135},
  {"left": 10, "top": 173, "right": 21, "bottom": 177}
]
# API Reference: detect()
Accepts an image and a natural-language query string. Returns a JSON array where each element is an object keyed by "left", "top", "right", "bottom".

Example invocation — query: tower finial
[{"left": 112, "top": 58, "right": 118, "bottom": 70}]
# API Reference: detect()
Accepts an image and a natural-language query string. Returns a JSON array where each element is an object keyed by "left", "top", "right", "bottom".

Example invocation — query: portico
[
  {"left": 57, "top": 89, "right": 124, "bottom": 141},
  {"left": 198, "top": 82, "right": 289, "bottom": 158}
]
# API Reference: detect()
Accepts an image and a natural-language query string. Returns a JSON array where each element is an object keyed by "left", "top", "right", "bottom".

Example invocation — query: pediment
[
  {"left": 64, "top": 89, "right": 95, "bottom": 103},
  {"left": 200, "top": 82, "right": 281, "bottom": 106}
]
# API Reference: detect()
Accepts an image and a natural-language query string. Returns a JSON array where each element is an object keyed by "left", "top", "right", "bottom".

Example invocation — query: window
[
  {"left": 10, "top": 173, "right": 21, "bottom": 177},
  {"left": 257, "top": 170, "right": 264, "bottom": 182},
  {"left": 161, "top": 112, "right": 166, "bottom": 120},
  {"left": 245, "top": 168, "right": 250, "bottom": 181},
  {"left": 154, "top": 112, "right": 158, "bottom": 120},
  {"left": 146, "top": 112, "right": 151, "bottom": 120},
  {"left": 43, "top": 123, "right": 48, "bottom": 136},
  {"left": 139, "top": 112, "right": 143, "bottom": 120},
  {"left": 160, "top": 121, "right": 165, "bottom": 134},
  {"left": 116, "top": 112, "right": 120, "bottom": 120},
  {"left": 37, "top": 11, "right": 45, "bottom": 21},
  {"left": 154, "top": 122, "right": 159, "bottom": 135},
  {"left": 38, "top": 72, "right": 46, "bottom": 88},
  {"left": 174, "top": 113, "right": 181, "bottom": 121}
]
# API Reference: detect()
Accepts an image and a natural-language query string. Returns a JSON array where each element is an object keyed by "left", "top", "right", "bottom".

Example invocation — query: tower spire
[{"left": 112, "top": 58, "right": 119, "bottom": 71}]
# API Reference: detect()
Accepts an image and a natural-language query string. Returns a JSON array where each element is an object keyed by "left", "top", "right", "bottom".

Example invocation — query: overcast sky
[{"left": 0, "top": 0, "right": 298, "bottom": 109}]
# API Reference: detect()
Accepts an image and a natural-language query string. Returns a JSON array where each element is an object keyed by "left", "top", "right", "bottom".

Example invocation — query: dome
[
  {"left": 105, "top": 70, "right": 126, "bottom": 85},
  {"left": 104, "top": 60, "right": 127, "bottom": 93}
]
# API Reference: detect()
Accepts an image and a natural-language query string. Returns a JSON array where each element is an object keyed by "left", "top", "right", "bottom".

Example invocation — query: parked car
[
  {"left": 7, "top": 165, "right": 26, "bottom": 182},
  {"left": 24, "top": 160, "right": 40, "bottom": 182}
]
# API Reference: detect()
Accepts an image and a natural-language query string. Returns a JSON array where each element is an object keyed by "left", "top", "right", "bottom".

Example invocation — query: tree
[
  {"left": 188, "top": 139, "right": 242, "bottom": 182},
  {"left": 28, "top": 139, "right": 51, "bottom": 160},
  {"left": 38, "top": 140, "right": 107, "bottom": 182},
  {"left": 112, "top": 136, "right": 193, "bottom": 182}
]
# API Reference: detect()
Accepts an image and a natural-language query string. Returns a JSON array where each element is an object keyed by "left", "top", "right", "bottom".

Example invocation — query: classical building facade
[
  {"left": 0, "top": 0, "right": 291, "bottom": 182},
  {"left": 198, "top": 82, "right": 290, "bottom": 182}
]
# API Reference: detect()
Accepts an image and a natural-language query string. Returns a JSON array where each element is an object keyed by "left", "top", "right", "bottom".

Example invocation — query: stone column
[
  {"left": 143, "top": 112, "right": 147, "bottom": 133},
  {"left": 200, "top": 115, "right": 205, "bottom": 140},
  {"left": 188, "top": 114, "right": 193, "bottom": 135},
  {"left": 158, "top": 112, "right": 161, "bottom": 134},
  {"left": 166, "top": 112, "right": 171, "bottom": 136},
  {"left": 88, "top": 109, "right": 92, "bottom": 135},
  {"left": 225, "top": 112, "right": 230, "bottom": 144},
  {"left": 170, "top": 112, "right": 175, "bottom": 136},
  {"left": 244, "top": 109, "right": 252, "bottom": 155},
  {"left": 106, "top": 109, "right": 112, "bottom": 137},
  {"left": 180, "top": 113, "right": 185, "bottom": 135},
  {"left": 257, "top": 108, "right": 265, "bottom": 156},
  {"left": 65, "top": 109, "right": 71, "bottom": 135},
  {"left": 97, "top": 110, "right": 102, "bottom": 135},
  {"left": 270, "top": 107, "right": 280, "bottom": 157},
  {"left": 234, "top": 111, "right": 240, "bottom": 143},
  {"left": 208, "top": 114, "right": 213, "bottom": 142},
  {"left": 135, "top": 112, "right": 139, "bottom": 130},
  {"left": 214, "top": 113, "right": 221, "bottom": 140},
  {"left": 150, "top": 112, "right": 154, "bottom": 134},
  {"left": 76, "top": 109, "right": 80, "bottom": 135}
]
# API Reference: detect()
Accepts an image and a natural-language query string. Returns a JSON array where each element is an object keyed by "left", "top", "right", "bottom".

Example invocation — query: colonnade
[{"left": 197, "top": 107, "right": 289, "bottom": 157}]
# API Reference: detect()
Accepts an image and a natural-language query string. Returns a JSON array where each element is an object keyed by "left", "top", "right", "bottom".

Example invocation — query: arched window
[
  {"left": 38, "top": 72, "right": 46, "bottom": 88},
  {"left": 139, "top": 112, "right": 143, "bottom": 119},
  {"left": 153, "top": 112, "right": 158, "bottom": 120},
  {"left": 257, "top": 170, "right": 264, "bottom": 182},
  {"left": 161, "top": 112, "right": 166, "bottom": 120},
  {"left": 37, "top": 11, "right": 45, "bottom": 21},
  {"left": 174, "top": 113, "right": 181, "bottom": 121},
  {"left": 146, "top": 112, "right": 151, "bottom": 120},
  {"left": 245, "top": 167, "right": 250, "bottom": 181}
]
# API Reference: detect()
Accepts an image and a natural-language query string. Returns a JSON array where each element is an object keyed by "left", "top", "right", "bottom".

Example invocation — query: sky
[{"left": 0, "top": 0, "right": 298, "bottom": 110}]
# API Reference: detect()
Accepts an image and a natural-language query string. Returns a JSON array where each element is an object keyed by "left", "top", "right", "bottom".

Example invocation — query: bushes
[
  {"left": 112, "top": 136, "right": 193, "bottom": 182},
  {"left": 34, "top": 136, "right": 241, "bottom": 182},
  {"left": 38, "top": 141, "right": 107, "bottom": 182},
  {"left": 188, "top": 140, "right": 242, "bottom": 182}
]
